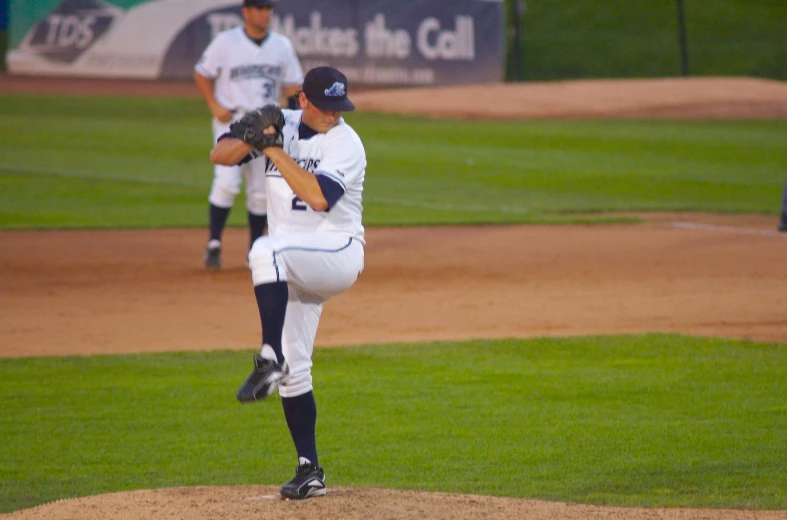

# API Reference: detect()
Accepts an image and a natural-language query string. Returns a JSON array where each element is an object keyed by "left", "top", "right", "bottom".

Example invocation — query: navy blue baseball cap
[
  {"left": 243, "top": 0, "right": 276, "bottom": 7},
  {"left": 302, "top": 66, "right": 356, "bottom": 112}
]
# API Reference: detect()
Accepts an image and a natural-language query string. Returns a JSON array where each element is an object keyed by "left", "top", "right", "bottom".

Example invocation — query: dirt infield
[
  {"left": 1, "top": 74, "right": 786, "bottom": 519},
  {"left": 3, "top": 74, "right": 787, "bottom": 119}
]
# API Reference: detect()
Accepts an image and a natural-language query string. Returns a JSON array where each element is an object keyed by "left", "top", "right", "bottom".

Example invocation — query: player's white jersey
[
  {"left": 258, "top": 109, "right": 366, "bottom": 244},
  {"left": 195, "top": 27, "right": 303, "bottom": 114}
]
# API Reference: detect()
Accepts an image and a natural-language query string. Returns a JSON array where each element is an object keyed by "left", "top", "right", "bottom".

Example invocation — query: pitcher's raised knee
[{"left": 249, "top": 238, "right": 280, "bottom": 285}]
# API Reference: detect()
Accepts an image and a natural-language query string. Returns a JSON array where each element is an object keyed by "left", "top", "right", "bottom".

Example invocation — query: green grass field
[
  {"left": 1, "top": 93, "right": 786, "bottom": 513},
  {"left": 1, "top": 336, "right": 785, "bottom": 513},
  {"left": 1, "top": 94, "right": 785, "bottom": 229}
]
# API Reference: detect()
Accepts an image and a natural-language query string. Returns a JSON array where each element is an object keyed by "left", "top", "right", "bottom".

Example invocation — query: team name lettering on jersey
[
  {"left": 266, "top": 158, "right": 321, "bottom": 174},
  {"left": 230, "top": 64, "right": 284, "bottom": 81}
]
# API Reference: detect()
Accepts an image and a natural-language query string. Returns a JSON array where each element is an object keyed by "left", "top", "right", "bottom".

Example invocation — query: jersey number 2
[{"left": 292, "top": 196, "right": 308, "bottom": 211}]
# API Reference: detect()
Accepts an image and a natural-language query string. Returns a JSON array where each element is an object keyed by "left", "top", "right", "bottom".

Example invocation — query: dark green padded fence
[{"left": 504, "top": 0, "right": 786, "bottom": 81}]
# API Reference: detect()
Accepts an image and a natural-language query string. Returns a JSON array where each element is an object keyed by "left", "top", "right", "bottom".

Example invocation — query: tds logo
[{"left": 25, "top": 0, "right": 123, "bottom": 63}]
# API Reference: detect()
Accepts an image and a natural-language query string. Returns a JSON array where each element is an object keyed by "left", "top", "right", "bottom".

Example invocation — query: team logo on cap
[{"left": 324, "top": 82, "right": 346, "bottom": 97}]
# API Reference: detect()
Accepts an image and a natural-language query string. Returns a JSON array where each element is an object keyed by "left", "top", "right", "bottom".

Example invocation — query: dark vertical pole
[
  {"left": 676, "top": 0, "right": 689, "bottom": 76},
  {"left": 510, "top": 0, "right": 523, "bottom": 81},
  {"left": 0, "top": 0, "right": 7, "bottom": 32},
  {"left": 0, "top": 0, "right": 8, "bottom": 71}
]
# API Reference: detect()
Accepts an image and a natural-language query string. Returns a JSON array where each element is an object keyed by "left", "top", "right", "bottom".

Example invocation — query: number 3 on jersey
[
  {"left": 292, "top": 196, "right": 308, "bottom": 211},
  {"left": 261, "top": 80, "right": 274, "bottom": 101}
]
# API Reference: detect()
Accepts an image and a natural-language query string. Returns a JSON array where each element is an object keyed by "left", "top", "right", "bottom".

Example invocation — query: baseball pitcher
[{"left": 210, "top": 66, "right": 365, "bottom": 499}]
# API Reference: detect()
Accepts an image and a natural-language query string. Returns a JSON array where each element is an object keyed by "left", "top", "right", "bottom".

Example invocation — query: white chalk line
[{"left": 668, "top": 221, "right": 786, "bottom": 238}]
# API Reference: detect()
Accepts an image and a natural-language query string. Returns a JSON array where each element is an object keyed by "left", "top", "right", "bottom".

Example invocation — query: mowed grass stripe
[
  {"left": 1, "top": 94, "right": 786, "bottom": 229},
  {"left": 0, "top": 164, "right": 532, "bottom": 217}
]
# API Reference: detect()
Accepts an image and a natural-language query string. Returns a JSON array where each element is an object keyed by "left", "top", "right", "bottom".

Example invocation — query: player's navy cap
[
  {"left": 302, "top": 66, "right": 356, "bottom": 112},
  {"left": 243, "top": 0, "right": 276, "bottom": 7}
]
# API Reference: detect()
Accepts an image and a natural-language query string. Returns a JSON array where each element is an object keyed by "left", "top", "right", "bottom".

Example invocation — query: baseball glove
[{"left": 229, "top": 105, "right": 285, "bottom": 150}]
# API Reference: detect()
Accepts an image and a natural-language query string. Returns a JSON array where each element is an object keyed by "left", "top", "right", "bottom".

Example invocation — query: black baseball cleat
[
  {"left": 778, "top": 216, "right": 787, "bottom": 232},
  {"left": 280, "top": 459, "right": 326, "bottom": 500},
  {"left": 236, "top": 355, "right": 289, "bottom": 403},
  {"left": 204, "top": 242, "right": 222, "bottom": 269}
]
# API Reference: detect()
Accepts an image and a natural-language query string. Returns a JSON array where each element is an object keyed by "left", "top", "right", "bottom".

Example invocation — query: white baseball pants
[{"left": 248, "top": 232, "right": 364, "bottom": 397}]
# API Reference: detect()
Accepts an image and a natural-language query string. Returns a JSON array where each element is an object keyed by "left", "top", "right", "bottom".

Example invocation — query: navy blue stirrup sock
[
  {"left": 247, "top": 212, "right": 267, "bottom": 250},
  {"left": 254, "top": 281, "right": 288, "bottom": 364},
  {"left": 282, "top": 392, "right": 318, "bottom": 467},
  {"left": 209, "top": 204, "right": 231, "bottom": 242}
]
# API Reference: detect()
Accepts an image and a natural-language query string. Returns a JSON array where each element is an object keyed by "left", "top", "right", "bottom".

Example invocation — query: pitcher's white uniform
[
  {"left": 247, "top": 109, "right": 366, "bottom": 397},
  {"left": 196, "top": 27, "right": 303, "bottom": 213}
]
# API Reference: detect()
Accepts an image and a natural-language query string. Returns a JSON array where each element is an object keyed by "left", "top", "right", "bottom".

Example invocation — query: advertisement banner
[{"left": 7, "top": 0, "right": 504, "bottom": 86}]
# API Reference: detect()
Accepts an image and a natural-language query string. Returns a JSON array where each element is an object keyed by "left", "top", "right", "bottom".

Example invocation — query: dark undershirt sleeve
[{"left": 315, "top": 174, "right": 346, "bottom": 211}]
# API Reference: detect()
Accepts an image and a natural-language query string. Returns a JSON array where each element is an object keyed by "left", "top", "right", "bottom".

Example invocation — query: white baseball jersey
[
  {"left": 252, "top": 109, "right": 366, "bottom": 245},
  {"left": 245, "top": 110, "right": 367, "bottom": 397},
  {"left": 195, "top": 27, "right": 303, "bottom": 114}
]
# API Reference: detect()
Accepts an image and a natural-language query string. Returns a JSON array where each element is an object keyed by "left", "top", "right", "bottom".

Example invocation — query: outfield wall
[
  {"left": 6, "top": 0, "right": 504, "bottom": 87},
  {"left": 0, "top": 0, "right": 7, "bottom": 32}
]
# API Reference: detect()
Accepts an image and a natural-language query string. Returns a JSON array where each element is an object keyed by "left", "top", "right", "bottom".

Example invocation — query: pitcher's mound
[{"left": 4, "top": 486, "right": 787, "bottom": 520}]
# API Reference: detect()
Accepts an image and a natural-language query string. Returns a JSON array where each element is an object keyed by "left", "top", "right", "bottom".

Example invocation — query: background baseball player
[
  {"left": 194, "top": 0, "right": 303, "bottom": 269},
  {"left": 209, "top": 66, "right": 365, "bottom": 499}
]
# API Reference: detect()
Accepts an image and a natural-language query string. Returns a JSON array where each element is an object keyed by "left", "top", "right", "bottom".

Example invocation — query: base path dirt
[
  {"left": 2, "top": 74, "right": 786, "bottom": 519},
  {"left": 2, "top": 215, "right": 786, "bottom": 359},
  {"left": 2, "top": 74, "right": 787, "bottom": 119}
]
